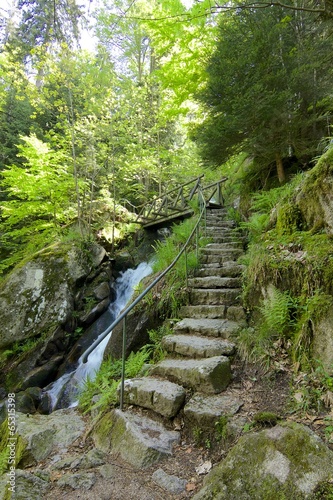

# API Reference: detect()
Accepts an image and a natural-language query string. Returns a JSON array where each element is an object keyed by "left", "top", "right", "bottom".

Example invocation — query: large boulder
[
  {"left": 194, "top": 421, "right": 333, "bottom": 499},
  {"left": 0, "top": 242, "right": 106, "bottom": 349}
]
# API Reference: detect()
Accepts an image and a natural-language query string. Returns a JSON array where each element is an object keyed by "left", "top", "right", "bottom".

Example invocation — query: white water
[{"left": 46, "top": 262, "right": 152, "bottom": 410}]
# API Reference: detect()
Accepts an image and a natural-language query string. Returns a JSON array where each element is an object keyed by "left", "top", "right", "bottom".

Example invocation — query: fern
[{"left": 259, "top": 286, "right": 295, "bottom": 339}]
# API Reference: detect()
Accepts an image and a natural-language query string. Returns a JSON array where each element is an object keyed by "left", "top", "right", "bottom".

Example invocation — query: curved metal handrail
[{"left": 81, "top": 188, "right": 208, "bottom": 409}]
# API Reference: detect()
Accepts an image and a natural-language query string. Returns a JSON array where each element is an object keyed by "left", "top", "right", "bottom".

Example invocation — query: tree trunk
[{"left": 275, "top": 152, "right": 286, "bottom": 183}]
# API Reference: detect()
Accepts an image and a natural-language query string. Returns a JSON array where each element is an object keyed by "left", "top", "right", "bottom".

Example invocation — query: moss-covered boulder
[
  {"left": 0, "top": 242, "right": 106, "bottom": 350},
  {"left": 92, "top": 409, "right": 180, "bottom": 469},
  {"left": 296, "top": 149, "right": 333, "bottom": 234},
  {"left": 194, "top": 421, "right": 333, "bottom": 499}
]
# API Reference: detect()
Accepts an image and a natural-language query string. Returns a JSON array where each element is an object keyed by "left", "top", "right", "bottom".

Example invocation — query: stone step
[
  {"left": 150, "top": 356, "right": 231, "bottom": 394},
  {"left": 206, "top": 242, "right": 243, "bottom": 250},
  {"left": 120, "top": 377, "right": 186, "bottom": 418},
  {"left": 200, "top": 252, "right": 243, "bottom": 265},
  {"left": 209, "top": 238, "right": 244, "bottom": 246},
  {"left": 184, "top": 393, "right": 244, "bottom": 430},
  {"left": 190, "top": 288, "right": 241, "bottom": 306},
  {"left": 93, "top": 409, "right": 180, "bottom": 468},
  {"left": 188, "top": 276, "right": 241, "bottom": 289},
  {"left": 179, "top": 305, "right": 247, "bottom": 323},
  {"left": 201, "top": 247, "right": 243, "bottom": 256},
  {"left": 195, "top": 264, "right": 245, "bottom": 278},
  {"left": 206, "top": 227, "right": 242, "bottom": 234},
  {"left": 174, "top": 317, "right": 241, "bottom": 338},
  {"left": 205, "top": 221, "right": 235, "bottom": 228},
  {"left": 162, "top": 334, "right": 235, "bottom": 358}
]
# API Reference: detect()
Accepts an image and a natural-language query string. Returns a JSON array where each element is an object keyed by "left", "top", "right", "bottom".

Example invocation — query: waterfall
[{"left": 45, "top": 262, "right": 153, "bottom": 411}]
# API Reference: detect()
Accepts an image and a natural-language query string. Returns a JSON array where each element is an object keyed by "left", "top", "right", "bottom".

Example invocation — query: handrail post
[
  {"left": 196, "top": 224, "right": 199, "bottom": 261},
  {"left": 120, "top": 316, "right": 127, "bottom": 411},
  {"left": 185, "top": 246, "right": 188, "bottom": 288}
]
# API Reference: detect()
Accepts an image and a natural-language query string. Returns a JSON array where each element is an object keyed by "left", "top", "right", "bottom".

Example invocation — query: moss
[
  {"left": 253, "top": 412, "right": 279, "bottom": 427},
  {"left": 276, "top": 203, "right": 303, "bottom": 235},
  {"left": 197, "top": 422, "right": 333, "bottom": 500},
  {"left": 0, "top": 419, "right": 28, "bottom": 475}
]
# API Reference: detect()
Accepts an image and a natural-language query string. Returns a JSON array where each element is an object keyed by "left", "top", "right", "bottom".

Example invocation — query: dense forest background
[{"left": 0, "top": 0, "right": 333, "bottom": 275}]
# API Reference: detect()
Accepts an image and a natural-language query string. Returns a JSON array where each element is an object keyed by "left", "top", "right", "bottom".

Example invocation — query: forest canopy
[{"left": 0, "top": 0, "right": 332, "bottom": 273}]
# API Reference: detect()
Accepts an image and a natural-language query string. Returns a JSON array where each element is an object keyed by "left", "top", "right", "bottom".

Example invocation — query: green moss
[
  {"left": 253, "top": 412, "right": 279, "bottom": 427},
  {"left": 276, "top": 203, "right": 303, "bottom": 235},
  {"left": 0, "top": 419, "right": 28, "bottom": 475}
]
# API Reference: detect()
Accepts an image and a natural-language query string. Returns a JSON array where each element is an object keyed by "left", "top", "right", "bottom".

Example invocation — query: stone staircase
[{"left": 107, "top": 208, "right": 246, "bottom": 467}]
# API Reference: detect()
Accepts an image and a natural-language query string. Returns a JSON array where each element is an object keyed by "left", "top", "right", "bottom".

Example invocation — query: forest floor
[{"left": 41, "top": 353, "right": 333, "bottom": 500}]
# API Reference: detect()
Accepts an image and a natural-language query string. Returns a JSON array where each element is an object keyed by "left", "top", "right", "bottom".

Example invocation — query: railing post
[
  {"left": 184, "top": 246, "right": 188, "bottom": 288},
  {"left": 196, "top": 224, "right": 199, "bottom": 261},
  {"left": 120, "top": 316, "right": 127, "bottom": 411}
]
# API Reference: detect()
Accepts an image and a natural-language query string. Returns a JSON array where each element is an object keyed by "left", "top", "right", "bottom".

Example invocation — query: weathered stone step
[
  {"left": 150, "top": 356, "right": 231, "bottom": 393},
  {"left": 206, "top": 242, "right": 243, "bottom": 250},
  {"left": 179, "top": 305, "right": 247, "bottom": 323},
  {"left": 188, "top": 276, "right": 241, "bottom": 289},
  {"left": 201, "top": 247, "right": 243, "bottom": 256},
  {"left": 162, "top": 334, "right": 235, "bottom": 358},
  {"left": 190, "top": 288, "right": 241, "bottom": 305},
  {"left": 184, "top": 393, "right": 244, "bottom": 430},
  {"left": 200, "top": 252, "right": 243, "bottom": 265},
  {"left": 174, "top": 317, "right": 241, "bottom": 338},
  {"left": 120, "top": 377, "right": 185, "bottom": 418},
  {"left": 206, "top": 227, "right": 242, "bottom": 234},
  {"left": 195, "top": 264, "right": 245, "bottom": 278},
  {"left": 205, "top": 221, "right": 235, "bottom": 228},
  {"left": 93, "top": 409, "right": 180, "bottom": 468},
  {"left": 209, "top": 238, "right": 244, "bottom": 245}
]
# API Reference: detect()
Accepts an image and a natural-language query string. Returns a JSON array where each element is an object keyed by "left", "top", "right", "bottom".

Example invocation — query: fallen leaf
[
  {"left": 195, "top": 460, "right": 212, "bottom": 475},
  {"left": 186, "top": 483, "right": 196, "bottom": 492}
]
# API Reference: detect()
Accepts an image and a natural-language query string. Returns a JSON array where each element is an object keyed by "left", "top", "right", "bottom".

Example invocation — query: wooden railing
[{"left": 136, "top": 176, "right": 228, "bottom": 228}]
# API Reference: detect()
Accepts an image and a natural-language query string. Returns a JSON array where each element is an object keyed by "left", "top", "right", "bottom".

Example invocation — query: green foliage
[
  {"left": 149, "top": 215, "right": 203, "bottom": 318},
  {"left": 239, "top": 287, "right": 296, "bottom": 365},
  {"left": 291, "top": 361, "right": 333, "bottom": 415},
  {"left": 194, "top": 7, "right": 333, "bottom": 181}
]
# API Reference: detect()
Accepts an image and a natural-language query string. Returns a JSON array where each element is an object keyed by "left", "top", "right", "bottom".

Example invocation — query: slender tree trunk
[{"left": 275, "top": 152, "right": 286, "bottom": 183}]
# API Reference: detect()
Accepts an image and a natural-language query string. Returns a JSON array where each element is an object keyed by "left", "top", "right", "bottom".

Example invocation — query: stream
[{"left": 44, "top": 262, "right": 153, "bottom": 411}]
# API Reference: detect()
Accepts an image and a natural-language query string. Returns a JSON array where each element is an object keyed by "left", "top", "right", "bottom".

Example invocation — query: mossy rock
[{"left": 194, "top": 421, "right": 333, "bottom": 500}]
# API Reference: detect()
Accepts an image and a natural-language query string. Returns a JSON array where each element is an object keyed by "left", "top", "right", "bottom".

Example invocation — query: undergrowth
[{"left": 78, "top": 324, "right": 172, "bottom": 415}]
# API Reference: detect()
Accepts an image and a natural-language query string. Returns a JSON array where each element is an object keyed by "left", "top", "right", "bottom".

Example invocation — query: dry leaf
[
  {"left": 186, "top": 483, "right": 196, "bottom": 492},
  {"left": 195, "top": 460, "right": 212, "bottom": 475}
]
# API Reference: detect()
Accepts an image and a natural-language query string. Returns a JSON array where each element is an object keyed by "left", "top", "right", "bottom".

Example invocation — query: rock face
[
  {"left": 14, "top": 409, "right": 85, "bottom": 467},
  {"left": 92, "top": 409, "right": 180, "bottom": 468},
  {"left": 194, "top": 421, "right": 333, "bottom": 500},
  {"left": 0, "top": 242, "right": 106, "bottom": 349}
]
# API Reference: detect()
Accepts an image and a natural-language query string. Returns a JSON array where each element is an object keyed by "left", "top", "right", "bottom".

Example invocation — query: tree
[{"left": 193, "top": 7, "right": 333, "bottom": 182}]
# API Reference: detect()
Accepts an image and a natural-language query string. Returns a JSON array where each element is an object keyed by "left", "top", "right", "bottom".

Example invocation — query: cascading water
[{"left": 45, "top": 262, "right": 152, "bottom": 411}]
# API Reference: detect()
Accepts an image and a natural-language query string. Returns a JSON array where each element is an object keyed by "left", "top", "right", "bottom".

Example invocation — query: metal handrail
[{"left": 82, "top": 187, "right": 208, "bottom": 410}]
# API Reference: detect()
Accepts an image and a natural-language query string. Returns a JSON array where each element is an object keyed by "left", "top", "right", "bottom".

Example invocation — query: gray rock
[
  {"left": 12, "top": 469, "right": 48, "bottom": 500},
  {"left": 93, "top": 281, "right": 111, "bottom": 300},
  {"left": 150, "top": 356, "right": 231, "bottom": 393},
  {"left": 120, "top": 377, "right": 186, "bottom": 417},
  {"left": 19, "top": 355, "right": 64, "bottom": 390},
  {"left": 190, "top": 288, "right": 241, "bottom": 306},
  {"left": 80, "top": 297, "right": 111, "bottom": 326},
  {"left": 93, "top": 409, "right": 180, "bottom": 469},
  {"left": 152, "top": 468, "right": 187, "bottom": 494},
  {"left": 15, "top": 391, "right": 36, "bottom": 414},
  {"left": 57, "top": 472, "right": 96, "bottom": 490},
  {"left": 179, "top": 305, "right": 227, "bottom": 319},
  {"left": 174, "top": 318, "right": 240, "bottom": 338},
  {"left": 162, "top": 334, "right": 235, "bottom": 358},
  {"left": 0, "top": 242, "right": 105, "bottom": 349},
  {"left": 188, "top": 276, "right": 241, "bottom": 288},
  {"left": 184, "top": 393, "right": 243, "bottom": 429},
  {"left": 15, "top": 408, "right": 85, "bottom": 467},
  {"left": 194, "top": 421, "right": 333, "bottom": 500},
  {"left": 98, "top": 463, "right": 116, "bottom": 479},
  {"left": 80, "top": 448, "right": 107, "bottom": 468}
]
